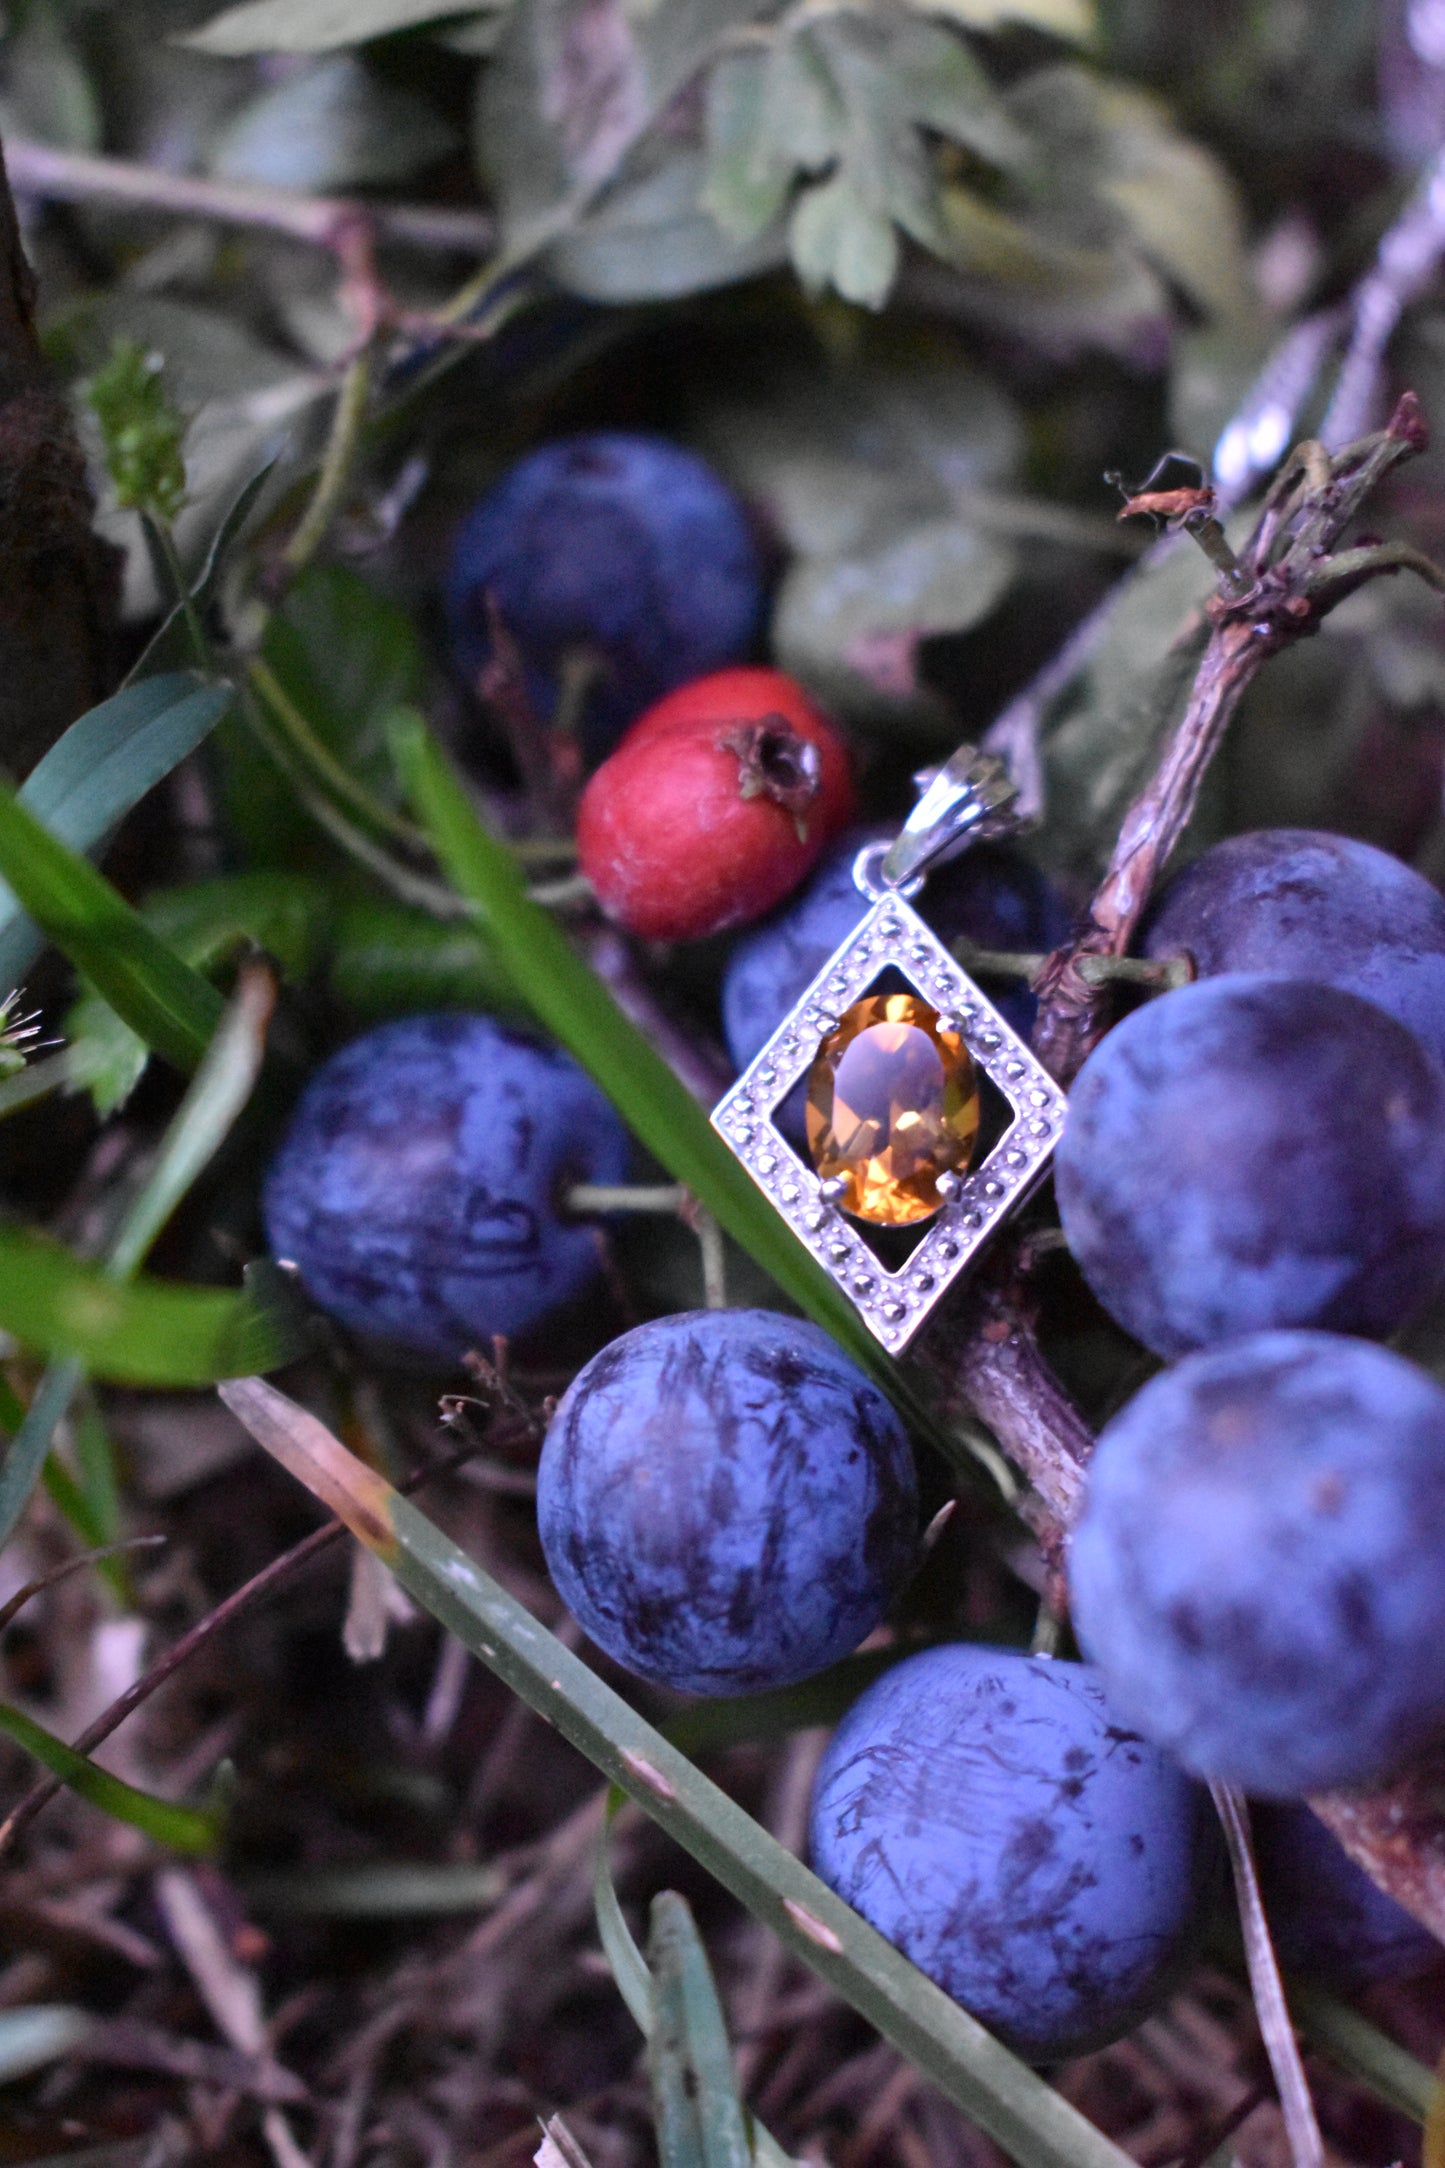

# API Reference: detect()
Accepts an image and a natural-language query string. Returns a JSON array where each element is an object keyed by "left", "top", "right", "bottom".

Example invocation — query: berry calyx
[{"left": 577, "top": 667, "right": 856, "bottom": 942}]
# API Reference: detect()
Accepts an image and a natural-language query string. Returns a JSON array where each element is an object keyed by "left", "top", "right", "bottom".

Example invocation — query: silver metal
[
  {"left": 820, "top": 1175, "right": 849, "bottom": 1205},
  {"left": 934, "top": 1170, "right": 962, "bottom": 1204},
  {"left": 710, "top": 887, "right": 1068, "bottom": 1351},
  {"left": 880, "top": 745, "right": 1022, "bottom": 891}
]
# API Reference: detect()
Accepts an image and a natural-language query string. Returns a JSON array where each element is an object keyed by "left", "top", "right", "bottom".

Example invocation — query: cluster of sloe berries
[{"left": 264, "top": 433, "right": 1440, "bottom": 2069}]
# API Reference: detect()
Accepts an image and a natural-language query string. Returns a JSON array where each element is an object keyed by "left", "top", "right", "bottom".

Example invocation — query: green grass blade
[
  {"left": 0, "top": 1359, "right": 84, "bottom": 1556},
  {"left": 0, "top": 1228, "right": 302, "bottom": 1385},
  {"left": 0, "top": 1698, "right": 216, "bottom": 1853},
  {"left": 1290, "top": 1981, "right": 1435, "bottom": 2123},
  {"left": 648, "top": 1891, "right": 754, "bottom": 2168},
  {"left": 0, "top": 675, "right": 232, "bottom": 989},
  {"left": 224, "top": 1375, "right": 1134, "bottom": 2168},
  {"left": 105, "top": 960, "right": 274, "bottom": 1280},
  {"left": 0, "top": 783, "right": 221, "bottom": 1071},
  {"left": 392, "top": 718, "right": 940, "bottom": 1436},
  {"left": 594, "top": 1800, "right": 798, "bottom": 2168}
]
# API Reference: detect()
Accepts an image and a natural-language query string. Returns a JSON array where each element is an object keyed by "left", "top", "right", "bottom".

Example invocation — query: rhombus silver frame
[{"left": 710, "top": 890, "right": 1069, "bottom": 1351}]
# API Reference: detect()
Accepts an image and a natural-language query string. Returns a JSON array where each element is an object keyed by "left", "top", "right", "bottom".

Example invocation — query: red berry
[{"left": 577, "top": 668, "right": 857, "bottom": 942}]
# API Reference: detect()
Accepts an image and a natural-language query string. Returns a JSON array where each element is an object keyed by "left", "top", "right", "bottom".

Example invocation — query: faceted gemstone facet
[{"left": 807, "top": 993, "right": 981, "bottom": 1225}]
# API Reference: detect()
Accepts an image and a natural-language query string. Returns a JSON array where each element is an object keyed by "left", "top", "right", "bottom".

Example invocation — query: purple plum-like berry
[
  {"left": 1141, "top": 828, "right": 1445, "bottom": 1071},
  {"left": 445, "top": 433, "right": 762, "bottom": 756},
  {"left": 1069, "top": 1330, "right": 1445, "bottom": 1795},
  {"left": 1251, "top": 1802, "right": 1439, "bottom": 1988},
  {"left": 1055, "top": 973, "right": 1445, "bottom": 1356},
  {"left": 536, "top": 1309, "right": 918, "bottom": 1695},
  {"left": 722, "top": 831, "right": 1068, "bottom": 1072},
  {"left": 809, "top": 1644, "right": 1218, "bottom": 2062},
  {"left": 263, "top": 1013, "right": 628, "bottom": 1359}
]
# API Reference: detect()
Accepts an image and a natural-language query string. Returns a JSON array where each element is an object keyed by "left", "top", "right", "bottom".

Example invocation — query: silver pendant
[{"left": 710, "top": 750, "right": 1068, "bottom": 1353}]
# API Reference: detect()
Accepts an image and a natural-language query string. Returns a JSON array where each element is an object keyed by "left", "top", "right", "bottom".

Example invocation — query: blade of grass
[
  {"left": 0, "top": 782, "right": 221, "bottom": 1071},
  {"left": 647, "top": 1890, "right": 756, "bottom": 2168},
  {"left": 0, "top": 963, "right": 280, "bottom": 1549},
  {"left": 0, "top": 1698, "right": 216, "bottom": 1853},
  {"left": 0, "top": 676, "right": 233, "bottom": 991},
  {"left": 1289, "top": 1981, "right": 1436, "bottom": 2124},
  {"left": 222, "top": 1375, "right": 1135, "bottom": 2168},
  {"left": 0, "top": 1232, "right": 299, "bottom": 1386},
  {"left": 391, "top": 717, "right": 946, "bottom": 1448}
]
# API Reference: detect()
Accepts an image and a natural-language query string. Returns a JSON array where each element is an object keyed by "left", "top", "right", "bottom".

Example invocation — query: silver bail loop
[{"left": 879, "top": 745, "right": 1022, "bottom": 892}]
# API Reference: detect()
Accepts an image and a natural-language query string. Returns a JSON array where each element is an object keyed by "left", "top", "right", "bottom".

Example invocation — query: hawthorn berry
[
  {"left": 444, "top": 433, "right": 762, "bottom": 756},
  {"left": 536, "top": 1308, "right": 918, "bottom": 1694},
  {"left": 576, "top": 667, "right": 857, "bottom": 942},
  {"left": 263, "top": 1013, "right": 628, "bottom": 1359},
  {"left": 810, "top": 1645, "right": 1218, "bottom": 2061}
]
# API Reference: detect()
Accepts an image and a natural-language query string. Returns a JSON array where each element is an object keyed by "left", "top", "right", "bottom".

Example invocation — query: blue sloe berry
[
  {"left": 1251, "top": 1801, "right": 1439, "bottom": 1988},
  {"left": 809, "top": 1644, "right": 1217, "bottom": 2062},
  {"left": 722, "top": 830, "right": 1068, "bottom": 1071},
  {"left": 1069, "top": 1330, "right": 1445, "bottom": 1795},
  {"left": 1055, "top": 973, "right": 1445, "bottom": 1355},
  {"left": 263, "top": 1013, "right": 628, "bottom": 1359},
  {"left": 536, "top": 1309, "right": 918, "bottom": 1695},
  {"left": 1141, "top": 828, "right": 1445, "bottom": 1070},
  {"left": 445, "top": 433, "right": 762, "bottom": 756}
]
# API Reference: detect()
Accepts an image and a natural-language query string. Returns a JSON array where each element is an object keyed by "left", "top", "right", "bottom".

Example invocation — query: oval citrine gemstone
[{"left": 806, "top": 992, "right": 981, "bottom": 1226}]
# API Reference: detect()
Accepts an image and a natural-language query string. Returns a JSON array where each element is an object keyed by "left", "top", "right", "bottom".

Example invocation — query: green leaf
[
  {"left": 774, "top": 514, "right": 1017, "bottom": 728},
  {"left": 0, "top": 1698, "right": 217, "bottom": 1855},
  {"left": 700, "top": 49, "right": 795, "bottom": 244},
  {"left": 390, "top": 717, "right": 939, "bottom": 1436},
  {"left": 187, "top": 0, "right": 484, "bottom": 52},
  {"left": 0, "top": 783, "right": 222, "bottom": 1074},
  {"left": 224, "top": 1375, "right": 1135, "bottom": 2168},
  {"left": 209, "top": 54, "right": 457, "bottom": 190},
  {"left": 552, "top": 149, "right": 788, "bottom": 303},
  {"left": 66, "top": 871, "right": 329, "bottom": 1116},
  {"left": 477, "top": 0, "right": 776, "bottom": 255},
  {"left": 789, "top": 169, "right": 900, "bottom": 308},
  {"left": 647, "top": 1892, "right": 753, "bottom": 2168},
  {"left": 329, "top": 897, "right": 517, "bottom": 1018},
  {"left": 0, "top": 675, "right": 233, "bottom": 991},
  {"left": 0, "top": 1228, "right": 302, "bottom": 1386},
  {"left": 127, "top": 463, "right": 278, "bottom": 687}
]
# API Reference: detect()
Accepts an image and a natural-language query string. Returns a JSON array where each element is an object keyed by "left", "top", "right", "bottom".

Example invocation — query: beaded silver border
[{"left": 710, "top": 890, "right": 1068, "bottom": 1351}]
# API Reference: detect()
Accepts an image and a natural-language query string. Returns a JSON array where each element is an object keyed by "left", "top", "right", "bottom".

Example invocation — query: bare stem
[
  {"left": 1211, "top": 1784, "right": 1325, "bottom": 2168},
  {"left": 282, "top": 348, "right": 372, "bottom": 576},
  {"left": 1031, "top": 398, "right": 1437, "bottom": 1082},
  {"left": 5, "top": 136, "right": 493, "bottom": 258}
]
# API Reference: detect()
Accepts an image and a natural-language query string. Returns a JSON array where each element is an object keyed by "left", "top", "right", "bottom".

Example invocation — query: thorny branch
[
  {"left": 938, "top": 396, "right": 1445, "bottom": 1956},
  {"left": 1030, "top": 391, "right": 1440, "bottom": 1085}
]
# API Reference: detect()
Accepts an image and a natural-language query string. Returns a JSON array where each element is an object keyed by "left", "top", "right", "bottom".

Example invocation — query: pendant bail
[{"left": 879, "top": 745, "right": 1022, "bottom": 892}]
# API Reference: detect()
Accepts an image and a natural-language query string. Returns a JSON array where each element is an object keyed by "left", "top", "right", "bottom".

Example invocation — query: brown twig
[
  {"left": 4, "top": 137, "right": 493, "bottom": 260},
  {"left": 1030, "top": 392, "right": 1440, "bottom": 1082}
]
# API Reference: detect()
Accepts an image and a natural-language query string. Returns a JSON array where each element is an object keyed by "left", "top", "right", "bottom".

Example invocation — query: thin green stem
[
  {"left": 283, "top": 349, "right": 373, "bottom": 575},
  {"left": 152, "top": 521, "right": 211, "bottom": 671},
  {"left": 247, "top": 659, "right": 427, "bottom": 852}
]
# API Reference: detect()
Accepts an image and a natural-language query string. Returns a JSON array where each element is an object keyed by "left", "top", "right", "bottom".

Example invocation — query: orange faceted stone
[{"left": 806, "top": 992, "right": 981, "bottom": 1226}]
